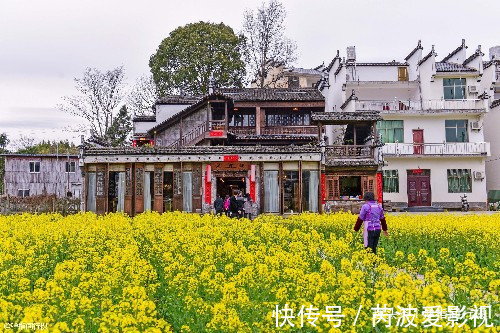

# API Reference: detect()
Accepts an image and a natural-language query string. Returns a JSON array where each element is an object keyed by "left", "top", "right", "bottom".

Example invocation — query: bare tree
[
  {"left": 58, "top": 67, "right": 127, "bottom": 143},
  {"left": 13, "top": 135, "right": 35, "bottom": 152},
  {"left": 241, "top": 0, "right": 297, "bottom": 88},
  {"left": 127, "top": 74, "right": 159, "bottom": 117}
]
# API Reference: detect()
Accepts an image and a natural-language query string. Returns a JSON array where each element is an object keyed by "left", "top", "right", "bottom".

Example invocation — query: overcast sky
[{"left": 1, "top": 0, "right": 499, "bottom": 148}]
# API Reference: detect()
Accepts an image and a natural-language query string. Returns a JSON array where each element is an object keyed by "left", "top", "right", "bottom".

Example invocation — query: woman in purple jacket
[{"left": 353, "top": 191, "right": 388, "bottom": 254}]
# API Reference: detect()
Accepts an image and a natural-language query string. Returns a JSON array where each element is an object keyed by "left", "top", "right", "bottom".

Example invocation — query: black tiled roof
[
  {"left": 311, "top": 111, "right": 382, "bottom": 123},
  {"left": 418, "top": 49, "right": 436, "bottom": 66},
  {"left": 442, "top": 39, "right": 467, "bottom": 62},
  {"left": 334, "top": 63, "right": 344, "bottom": 76},
  {"left": 463, "top": 48, "right": 484, "bottom": 66},
  {"left": 404, "top": 40, "right": 423, "bottom": 61},
  {"left": 483, "top": 60, "right": 499, "bottom": 70},
  {"left": 350, "top": 62, "right": 408, "bottom": 66},
  {"left": 435, "top": 62, "right": 477, "bottom": 72},
  {"left": 286, "top": 67, "right": 323, "bottom": 76},
  {"left": 156, "top": 95, "right": 201, "bottom": 105},
  {"left": 340, "top": 90, "right": 358, "bottom": 110},
  {"left": 218, "top": 88, "right": 324, "bottom": 102},
  {"left": 325, "top": 50, "right": 340, "bottom": 72},
  {"left": 133, "top": 115, "right": 156, "bottom": 122},
  {"left": 83, "top": 145, "right": 321, "bottom": 156},
  {"left": 491, "top": 99, "right": 500, "bottom": 109},
  {"left": 324, "top": 159, "right": 378, "bottom": 167}
]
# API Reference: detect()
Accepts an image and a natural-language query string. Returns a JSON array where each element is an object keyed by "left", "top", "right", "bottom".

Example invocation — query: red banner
[
  {"left": 209, "top": 130, "right": 223, "bottom": 137},
  {"left": 223, "top": 155, "right": 239, "bottom": 162},
  {"left": 250, "top": 181, "right": 256, "bottom": 202},
  {"left": 376, "top": 172, "right": 383, "bottom": 204},
  {"left": 205, "top": 165, "right": 212, "bottom": 204}
]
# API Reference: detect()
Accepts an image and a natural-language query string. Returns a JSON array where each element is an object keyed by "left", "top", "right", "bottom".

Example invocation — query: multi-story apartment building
[
  {"left": 82, "top": 87, "right": 382, "bottom": 215},
  {"left": 319, "top": 40, "right": 493, "bottom": 210}
]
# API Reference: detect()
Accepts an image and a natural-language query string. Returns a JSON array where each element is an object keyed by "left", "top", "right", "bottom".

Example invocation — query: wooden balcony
[
  {"left": 261, "top": 126, "right": 318, "bottom": 135},
  {"left": 325, "top": 145, "right": 374, "bottom": 159}
]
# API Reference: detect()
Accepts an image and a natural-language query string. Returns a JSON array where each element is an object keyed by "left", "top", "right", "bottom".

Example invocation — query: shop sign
[{"left": 212, "top": 162, "right": 249, "bottom": 171}]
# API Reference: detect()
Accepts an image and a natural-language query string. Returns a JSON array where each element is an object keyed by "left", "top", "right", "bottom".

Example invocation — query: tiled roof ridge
[
  {"left": 340, "top": 90, "right": 358, "bottom": 110},
  {"left": 442, "top": 39, "right": 467, "bottom": 62},
  {"left": 463, "top": 45, "right": 484, "bottom": 66},
  {"left": 404, "top": 40, "right": 423, "bottom": 61},
  {"left": 491, "top": 99, "right": 500, "bottom": 109},
  {"left": 133, "top": 115, "right": 156, "bottom": 122},
  {"left": 349, "top": 61, "right": 408, "bottom": 66},
  {"left": 325, "top": 50, "right": 341, "bottom": 72},
  {"left": 418, "top": 45, "right": 437, "bottom": 66}
]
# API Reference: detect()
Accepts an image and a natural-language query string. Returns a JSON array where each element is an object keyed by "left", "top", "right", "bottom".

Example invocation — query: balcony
[
  {"left": 355, "top": 99, "right": 486, "bottom": 113},
  {"left": 325, "top": 145, "right": 374, "bottom": 159},
  {"left": 261, "top": 126, "right": 318, "bottom": 135},
  {"left": 382, "top": 142, "right": 490, "bottom": 157}
]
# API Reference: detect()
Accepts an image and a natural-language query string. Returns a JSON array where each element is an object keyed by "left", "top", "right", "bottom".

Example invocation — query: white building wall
[
  {"left": 350, "top": 65, "right": 400, "bottom": 82},
  {"left": 156, "top": 104, "right": 190, "bottom": 123},
  {"left": 383, "top": 157, "right": 487, "bottom": 206}
]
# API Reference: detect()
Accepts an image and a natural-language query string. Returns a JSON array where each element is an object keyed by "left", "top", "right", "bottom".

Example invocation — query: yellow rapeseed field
[{"left": 0, "top": 212, "right": 498, "bottom": 332}]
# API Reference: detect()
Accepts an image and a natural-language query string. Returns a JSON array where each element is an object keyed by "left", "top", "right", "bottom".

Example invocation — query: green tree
[
  {"left": 105, "top": 105, "right": 132, "bottom": 147},
  {"left": 149, "top": 22, "right": 246, "bottom": 95},
  {"left": 16, "top": 139, "right": 78, "bottom": 155}
]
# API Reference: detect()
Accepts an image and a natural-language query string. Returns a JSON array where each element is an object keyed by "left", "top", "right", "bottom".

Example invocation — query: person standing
[
  {"left": 223, "top": 195, "right": 230, "bottom": 216},
  {"left": 236, "top": 191, "right": 245, "bottom": 218},
  {"left": 213, "top": 195, "right": 224, "bottom": 216},
  {"left": 229, "top": 192, "right": 239, "bottom": 218},
  {"left": 243, "top": 193, "right": 253, "bottom": 220},
  {"left": 353, "top": 191, "right": 388, "bottom": 254}
]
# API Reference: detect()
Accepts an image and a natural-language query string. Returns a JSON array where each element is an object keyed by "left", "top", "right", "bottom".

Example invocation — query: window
[
  {"left": 339, "top": 176, "right": 362, "bottom": 198},
  {"left": 229, "top": 113, "right": 256, "bottom": 127},
  {"left": 302, "top": 170, "right": 319, "bottom": 212},
  {"left": 447, "top": 169, "right": 472, "bottom": 193},
  {"left": 443, "top": 78, "right": 466, "bottom": 100},
  {"left": 17, "top": 189, "right": 30, "bottom": 197},
  {"left": 377, "top": 120, "right": 404, "bottom": 143},
  {"left": 266, "top": 111, "right": 311, "bottom": 126},
  {"left": 383, "top": 170, "right": 399, "bottom": 193},
  {"left": 29, "top": 161, "right": 40, "bottom": 173},
  {"left": 65, "top": 161, "right": 76, "bottom": 173},
  {"left": 398, "top": 67, "right": 408, "bottom": 81},
  {"left": 283, "top": 171, "right": 299, "bottom": 213},
  {"left": 182, "top": 172, "right": 192, "bottom": 212},
  {"left": 288, "top": 76, "right": 299, "bottom": 88},
  {"left": 264, "top": 171, "right": 279, "bottom": 213},
  {"left": 445, "top": 120, "right": 468, "bottom": 142}
]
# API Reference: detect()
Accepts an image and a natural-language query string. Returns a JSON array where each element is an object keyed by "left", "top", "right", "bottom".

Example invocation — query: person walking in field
[{"left": 353, "top": 191, "right": 388, "bottom": 254}]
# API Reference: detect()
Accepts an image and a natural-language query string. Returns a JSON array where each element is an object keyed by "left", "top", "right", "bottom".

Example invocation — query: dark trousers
[{"left": 367, "top": 229, "right": 381, "bottom": 254}]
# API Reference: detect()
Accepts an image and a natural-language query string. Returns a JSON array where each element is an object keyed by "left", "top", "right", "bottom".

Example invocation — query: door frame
[
  {"left": 407, "top": 169, "right": 431, "bottom": 207},
  {"left": 412, "top": 129, "right": 424, "bottom": 155}
]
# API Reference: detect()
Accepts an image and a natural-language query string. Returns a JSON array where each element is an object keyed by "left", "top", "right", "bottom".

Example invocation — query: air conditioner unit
[
  {"left": 468, "top": 85, "right": 479, "bottom": 93},
  {"left": 473, "top": 171, "right": 485, "bottom": 180},
  {"left": 471, "top": 121, "right": 481, "bottom": 130}
]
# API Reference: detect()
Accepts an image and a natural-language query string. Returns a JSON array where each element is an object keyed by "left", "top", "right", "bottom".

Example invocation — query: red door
[
  {"left": 413, "top": 129, "right": 424, "bottom": 154},
  {"left": 407, "top": 170, "right": 431, "bottom": 207}
]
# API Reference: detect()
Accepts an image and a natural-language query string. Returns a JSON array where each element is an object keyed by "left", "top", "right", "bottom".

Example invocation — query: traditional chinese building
[{"left": 82, "top": 88, "right": 382, "bottom": 215}]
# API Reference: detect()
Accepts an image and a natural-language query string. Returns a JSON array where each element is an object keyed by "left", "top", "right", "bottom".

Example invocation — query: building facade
[
  {"left": 83, "top": 88, "right": 382, "bottom": 215},
  {"left": 2, "top": 154, "right": 82, "bottom": 199},
  {"left": 319, "top": 40, "right": 494, "bottom": 210}
]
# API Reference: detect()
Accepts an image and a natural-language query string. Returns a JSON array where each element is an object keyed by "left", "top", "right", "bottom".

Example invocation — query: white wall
[
  {"left": 133, "top": 121, "right": 155, "bottom": 134},
  {"left": 350, "top": 65, "right": 401, "bottom": 82},
  {"left": 382, "top": 114, "right": 485, "bottom": 144},
  {"left": 156, "top": 104, "right": 190, "bottom": 123},
  {"left": 483, "top": 105, "right": 500, "bottom": 192},
  {"left": 383, "top": 157, "right": 487, "bottom": 204}
]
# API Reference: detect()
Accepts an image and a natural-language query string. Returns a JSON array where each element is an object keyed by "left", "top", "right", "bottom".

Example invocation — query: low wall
[{"left": 0, "top": 195, "right": 82, "bottom": 215}]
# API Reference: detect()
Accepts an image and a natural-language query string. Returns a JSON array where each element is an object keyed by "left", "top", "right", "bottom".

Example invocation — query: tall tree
[
  {"left": 241, "top": 0, "right": 297, "bottom": 87},
  {"left": 58, "top": 66, "right": 130, "bottom": 145},
  {"left": 149, "top": 22, "right": 246, "bottom": 95},
  {"left": 127, "top": 75, "right": 159, "bottom": 116},
  {"left": 105, "top": 105, "right": 132, "bottom": 147}
]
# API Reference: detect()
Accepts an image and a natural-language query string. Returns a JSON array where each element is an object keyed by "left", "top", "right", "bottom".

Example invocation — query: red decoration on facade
[
  {"left": 209, "top": 130, "right": 223, "bottom": 137},
  {"left": 250, "top": 181, "right": 256, "bottom": 202},
  {"left": 376, "top": 172, "right": 383, "bottom": 204},
  {"left": 412, "top": 169, "right": 423, "bottom": 174},
  {"left": 223, "top": 155, "right": 239, "bottom": 162},
  {"left": 320, "top": 173, "right": 326, "bottom": 204},
  {"left": 205, "top": 165, "right": 212, "bottom": 204}
]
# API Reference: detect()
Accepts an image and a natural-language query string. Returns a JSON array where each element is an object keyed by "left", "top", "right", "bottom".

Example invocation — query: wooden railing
[
  {"left": 324, "top": 145, "right": 374, "bottom": 159},
  {"left": 262, "top": 126, "right": 318, "bottom": 135},
  {"left": 228, "top": 127, "right": 257, "bottom": 135}
]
